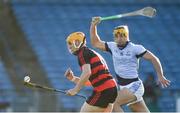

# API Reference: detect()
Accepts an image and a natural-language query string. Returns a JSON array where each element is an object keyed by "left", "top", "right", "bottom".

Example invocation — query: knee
[
  {"left": 113, "top": 102, "right": 124, "bottom": 112},
  {"left": 114, "top": 100, "right": 123, "bottom": 107},
  {"left": 129, "top": 102, "right": 150, "bottom": 112}
]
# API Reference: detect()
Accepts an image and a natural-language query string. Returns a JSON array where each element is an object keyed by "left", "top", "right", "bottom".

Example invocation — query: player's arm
[
  {"left": 73, "top": 64, "right": 91, "bottom": 92},
  {"left": 64, "top": 68, "right": 91, "bottom": 86},
  {"left": 66, "top": 64, "right": 91, "bottom": 96},
  {"left": 90, "top": 17, "right": 106, "bottom": 51},
  {"left": 69, "top": 76, "right": 91, "bottom": 86},
  {"left": 143, "top": 50, "right": 171, "bottom": 88}
]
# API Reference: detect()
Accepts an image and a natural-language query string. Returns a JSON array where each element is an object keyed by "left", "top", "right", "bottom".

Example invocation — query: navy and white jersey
[{"left": 105, "top": 41, "right": 147, "bottom": 79}]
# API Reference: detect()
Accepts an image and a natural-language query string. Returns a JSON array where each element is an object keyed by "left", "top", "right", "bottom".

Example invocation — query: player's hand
[
  {"left": 64, "top": 68, "right": 75, "bottom": 81},
  {"left": 66, "top": 88, "right": 78, "bottom": 96},
  {"left": 158, "top": 76, "right": 171, "bottom": 88},
  {"left": 91, "top": 16, "right": 101, "bottom": 25}
]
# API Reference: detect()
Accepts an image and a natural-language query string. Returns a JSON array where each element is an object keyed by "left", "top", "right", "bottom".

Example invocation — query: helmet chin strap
[
  {"left": 73, "top": 41, "right": 83, "bottom": 49},
  {"left": 70, "top": 39, "right": 85, "bottom": 55},
  {"left": 68, "top": 41, "right": 83, "bottom": 55}
]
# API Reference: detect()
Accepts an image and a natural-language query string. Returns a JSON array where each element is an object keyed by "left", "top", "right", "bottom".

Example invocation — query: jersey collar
[
  {"left": 73, "top": 46, "right": 86, "bottom": 56},
  {"left": 117, "top": 41, "right": 130, "bottom": 50}
]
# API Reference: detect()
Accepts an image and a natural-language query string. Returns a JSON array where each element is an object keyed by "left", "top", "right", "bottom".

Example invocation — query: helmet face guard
[
  {"left": 113, "top": 25, "right": 129, "bottom": 38},
  {"left": 66, "top": 32, "right": 86, "bottom": 54}
]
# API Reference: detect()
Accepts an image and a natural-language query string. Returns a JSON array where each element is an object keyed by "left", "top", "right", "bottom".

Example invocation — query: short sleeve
[
  {"left": 105, "top": 42, "right": 116, "bottom": 54},
  {"left": 135, "top": 45, "right": 147, "bottom": 58}
]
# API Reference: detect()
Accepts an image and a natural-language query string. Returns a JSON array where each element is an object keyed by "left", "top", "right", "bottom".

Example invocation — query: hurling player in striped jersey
[{"left": 64, "top": 32, "right": 118, "bottom": 112}]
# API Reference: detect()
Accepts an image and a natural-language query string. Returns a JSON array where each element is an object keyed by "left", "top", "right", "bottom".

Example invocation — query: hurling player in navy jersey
[
  {"left": 90, "top": 17, "right": 171, "bottom": 112},
  {"left": 64, "top": 32, "right": 118, "bottom": 112}
]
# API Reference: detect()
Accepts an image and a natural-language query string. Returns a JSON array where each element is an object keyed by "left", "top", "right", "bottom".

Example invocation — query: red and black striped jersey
[{"left": 77, "top": 46, "right": 116, "bottom": 92}]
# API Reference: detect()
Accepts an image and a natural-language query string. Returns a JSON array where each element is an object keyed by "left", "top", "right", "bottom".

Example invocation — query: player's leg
[
  {"left": 127, "top": 79, "right": 150, "bottom": 112},
  {"left": 80, "top": 102, "right": 106, "bottom": 112},
  {"left": 129, "top": 99, "right": 150, "bottom": 112},
  {"left": 81, "top": 86, "right": 117, "bottom": 112},
  {"left": 104, "top": 103, "right": 114, "bottom": 112},
  {"left": 114, "top": 80, "right": 145, "bottom": 112},
  {"left": 113, "top": 88, "right": 137, "bottom": 112}
]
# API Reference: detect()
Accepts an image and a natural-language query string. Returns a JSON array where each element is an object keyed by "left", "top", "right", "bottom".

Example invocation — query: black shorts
[{"left": 86, "top": 87, "right": 118, "bottom": 108}]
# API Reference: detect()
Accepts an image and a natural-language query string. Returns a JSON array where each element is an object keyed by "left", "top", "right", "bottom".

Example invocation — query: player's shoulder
[
  {"left": 106, "top": 41, "right": 116, "bottom": 44},
  {"left": 83, "top": 46, "right": 97, "bottom": 55},
  {"left": 129, "top": 42, "right": 144, "bottom": 48},
  {"left": 82, "top": 46, "right": 91, "bottom": 53},
  {"left": 106, "top": 41, "right": 117, "bottom": 48},
  {"left": 78, "top": 46, "right": 94, "bottom": 59}
]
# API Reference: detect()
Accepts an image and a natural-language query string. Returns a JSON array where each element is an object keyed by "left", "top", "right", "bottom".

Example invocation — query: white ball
[{"left": 24, "top": 76, "right": 30, "bottom": 82}]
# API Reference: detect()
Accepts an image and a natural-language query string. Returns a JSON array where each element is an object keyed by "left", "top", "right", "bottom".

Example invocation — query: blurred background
[{"left": 0, "top": 0, "right": 180, "bottom": 112}]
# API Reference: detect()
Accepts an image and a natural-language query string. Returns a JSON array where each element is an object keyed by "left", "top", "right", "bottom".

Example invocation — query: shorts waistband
[{"left": 116, "top": 75, "right": 139, "bottom": 86}]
